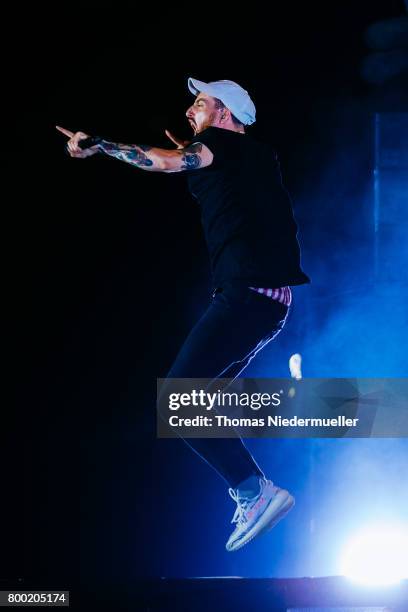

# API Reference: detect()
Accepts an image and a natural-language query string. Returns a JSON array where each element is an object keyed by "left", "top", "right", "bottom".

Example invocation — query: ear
[{"left": 220, "top": 107, "right": 231, "bottom": 123}]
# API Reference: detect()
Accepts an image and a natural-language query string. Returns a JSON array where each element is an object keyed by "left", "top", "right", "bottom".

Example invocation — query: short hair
[{"left": 213, "top": 97, "right": 245, "bottom": 128}]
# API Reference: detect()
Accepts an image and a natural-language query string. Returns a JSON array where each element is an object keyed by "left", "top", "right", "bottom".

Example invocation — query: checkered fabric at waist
[{"left": 249, "top": 286, "right": 292, "bottom": 307}]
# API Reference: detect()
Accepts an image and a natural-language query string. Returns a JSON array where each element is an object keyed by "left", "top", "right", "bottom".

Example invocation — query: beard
[{"left": 189, "top": 110, "right": 218, "bottom": 135}]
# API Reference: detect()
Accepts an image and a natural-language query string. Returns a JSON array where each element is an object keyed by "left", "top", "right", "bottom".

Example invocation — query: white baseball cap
[{"left": 187, "top": 77, "right": 256, "bottom": 126}]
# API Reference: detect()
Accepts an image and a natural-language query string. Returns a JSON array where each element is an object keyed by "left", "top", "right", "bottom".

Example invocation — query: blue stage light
[{"left": 340, "top": 523, "right": 408, "bottom": 585}]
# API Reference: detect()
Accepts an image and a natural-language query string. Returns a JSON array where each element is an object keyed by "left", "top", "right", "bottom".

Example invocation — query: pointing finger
[
  {"left": 165, "top": 129, "right": 174, "bottom": 141},
  {"left": 56, "top": 125, "right": 74, "bottom": 138},
  {"left": 165, "top": 129, "right": 185, "bottom": 148}
]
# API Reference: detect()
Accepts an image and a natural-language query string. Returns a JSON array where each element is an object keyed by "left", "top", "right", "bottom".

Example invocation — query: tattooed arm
[
  {"left": 98, "top": 140, "right": 213, "bottom": 173},
  {"left": 55, "top": 126, "right": 213, "bottom": 172}
]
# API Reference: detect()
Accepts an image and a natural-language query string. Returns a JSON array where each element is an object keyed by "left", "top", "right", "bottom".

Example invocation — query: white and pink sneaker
[{"left": 225, "top": 477, "right": 295, "bottom": 552}]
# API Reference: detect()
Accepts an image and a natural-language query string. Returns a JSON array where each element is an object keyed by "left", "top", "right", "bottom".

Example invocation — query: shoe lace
[{"left": 228, "top": 488, "right": 252, "bottom": 526}]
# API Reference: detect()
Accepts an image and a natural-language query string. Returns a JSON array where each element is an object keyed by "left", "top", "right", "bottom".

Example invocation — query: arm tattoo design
[
  {"left": 99, "top": 141, "right": 154, "bottom": 167},
  {"left": 181, "top": 143, "right": 203, "bottom": 170},
  {"left": 98, "top": 140, "right": 204, "bottom": 172}
]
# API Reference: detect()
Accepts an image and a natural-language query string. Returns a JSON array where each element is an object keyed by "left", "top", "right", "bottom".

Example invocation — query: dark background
[{"left": 3, "top": 0, "right": 408, "bottom": 600}]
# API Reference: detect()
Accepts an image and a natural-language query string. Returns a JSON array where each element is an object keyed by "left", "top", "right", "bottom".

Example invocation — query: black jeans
[{"left": 162, "top": 281, "right": 290, "bottom": 489}]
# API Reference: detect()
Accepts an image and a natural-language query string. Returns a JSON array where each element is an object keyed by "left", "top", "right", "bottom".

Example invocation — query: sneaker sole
[{"left": 227, "top": 489, "right": 295, "bottom": 552}]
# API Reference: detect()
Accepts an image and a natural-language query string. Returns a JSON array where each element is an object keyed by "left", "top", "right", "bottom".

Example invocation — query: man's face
[{"left": 186, "top": 92, "right": 220, "bottom": 135}]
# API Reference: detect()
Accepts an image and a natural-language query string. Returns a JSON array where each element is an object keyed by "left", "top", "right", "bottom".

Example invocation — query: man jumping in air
[{"left": 57, "top": 77, "right": 310, "bottom": 552}]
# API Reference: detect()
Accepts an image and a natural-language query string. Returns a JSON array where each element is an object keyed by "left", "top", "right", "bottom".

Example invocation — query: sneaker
[
  {"left": 289, "top": 353, "right": 302, "bottom": 380},
  {"left": 225, "top": 477, "right": 295, "bottom": 552}
]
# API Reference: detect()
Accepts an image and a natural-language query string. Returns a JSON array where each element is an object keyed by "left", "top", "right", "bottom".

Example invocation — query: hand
[
  {"left": 56, "top": 125, "right": 100, "bottom": 158},
  {"left": 164, "top": 129, "right": 191, "bottom": 150}
]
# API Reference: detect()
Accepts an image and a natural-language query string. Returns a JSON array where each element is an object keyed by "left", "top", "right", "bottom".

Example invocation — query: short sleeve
[{"left": 189, "top": 128, "right": 230, "bottom": 167}]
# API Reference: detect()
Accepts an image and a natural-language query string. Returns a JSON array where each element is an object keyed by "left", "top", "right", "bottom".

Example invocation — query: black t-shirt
[{"left": 186, "top": 126, "right": 311, "bottom": 288}]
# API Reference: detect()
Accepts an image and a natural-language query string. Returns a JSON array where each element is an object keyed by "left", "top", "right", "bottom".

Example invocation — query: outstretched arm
[
  {"left": 56, "top": 126, "right": 213, "bottom": 173},
  {"left": 98, "top": 140, "right": 213, "bottom": 173}
]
